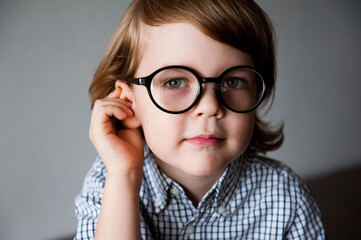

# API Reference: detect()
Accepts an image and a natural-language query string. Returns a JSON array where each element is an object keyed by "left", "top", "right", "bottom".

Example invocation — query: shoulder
[
  {"left": 243, "top": 153, "right": 295, "bottom": 175},
  {"left": 74, "top": 157, "right": 107, "bottom": 239},
  {"left": 75, "top": 157, "right": 107, "bottom": 206},
  {"left": 81, "top": 156, "right": 107, "bottom": 192},
  {"left": 238, "top": 154, "right": 316, "bottom": 217},
  {"left": 241, "top": 154, "right": 306, "bottom": 192},
  {"left": 237, "top": 154, "right": 325, "bottom": 238}
]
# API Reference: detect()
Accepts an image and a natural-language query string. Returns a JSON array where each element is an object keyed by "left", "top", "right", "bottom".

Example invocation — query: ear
[{"left": 115, "top": 80, "right": 141, "bottom": 129}]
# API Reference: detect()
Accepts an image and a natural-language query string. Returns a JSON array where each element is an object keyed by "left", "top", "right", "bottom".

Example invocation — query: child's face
[{"left": 130, "top": 23, "right": 255, "bottom": 179}]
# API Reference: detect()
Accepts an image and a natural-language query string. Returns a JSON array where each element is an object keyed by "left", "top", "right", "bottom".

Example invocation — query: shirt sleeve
[
  {"left": 74, "top": 157, "right": 107, "bottom": 240},
  {"left": 285, "top": 177, "right": 325, "bottom": 240}
]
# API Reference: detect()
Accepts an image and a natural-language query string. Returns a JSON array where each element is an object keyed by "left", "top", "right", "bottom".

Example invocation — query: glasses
[{"left": 125, "top": 65, "right": 266, "bottom": 114}]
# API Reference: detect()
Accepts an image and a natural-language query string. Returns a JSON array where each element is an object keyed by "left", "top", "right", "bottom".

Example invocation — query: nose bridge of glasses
[
  {"left": 198, "top": 78, "right": 220, "bottom": 104},
  {"left": 200, "top": 77, "right": 219, "bottom": 84},
  {"left": 199, "top": 78, "right": 220, "bottom": 98}
]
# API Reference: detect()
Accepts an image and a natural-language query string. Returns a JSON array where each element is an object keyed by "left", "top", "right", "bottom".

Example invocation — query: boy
[{"left": 75, "top": 0, "right": 325, "bottom": 239}]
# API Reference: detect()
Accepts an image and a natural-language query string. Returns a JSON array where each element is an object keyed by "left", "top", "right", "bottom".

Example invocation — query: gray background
[{"left": 0, "top": 0, "right": 360, "bottom": 239}]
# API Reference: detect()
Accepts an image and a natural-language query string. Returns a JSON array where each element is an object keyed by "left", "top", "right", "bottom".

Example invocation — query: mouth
[{"left": 184, "top": 134, "right": 225, "bottom": 147}]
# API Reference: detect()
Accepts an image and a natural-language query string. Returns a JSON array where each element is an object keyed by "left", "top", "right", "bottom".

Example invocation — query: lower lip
[{"left": 185, "top": 138, "right": 224, "bottom": 147}]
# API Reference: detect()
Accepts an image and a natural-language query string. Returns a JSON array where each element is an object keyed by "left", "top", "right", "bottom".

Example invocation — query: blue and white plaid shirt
[{"left": 74, "top": 150, "right": 325, "bottom": 239}]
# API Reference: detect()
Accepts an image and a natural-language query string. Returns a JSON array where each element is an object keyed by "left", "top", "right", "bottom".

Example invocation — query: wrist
[
  {"left": 96, "top": 167, "right": 142, "bottom": 239},
  {"left": 106, "top": 168, "right": 143, "bottom": 192}
]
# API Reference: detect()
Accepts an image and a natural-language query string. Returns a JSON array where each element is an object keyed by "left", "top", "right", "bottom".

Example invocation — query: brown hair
[{"left": 89, "top": 0, "right": 283, "bottom": 153}]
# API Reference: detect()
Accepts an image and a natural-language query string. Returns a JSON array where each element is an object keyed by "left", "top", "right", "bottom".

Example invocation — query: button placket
[{"left": 216, "top": 204, "right": 229, "bottom": 222}]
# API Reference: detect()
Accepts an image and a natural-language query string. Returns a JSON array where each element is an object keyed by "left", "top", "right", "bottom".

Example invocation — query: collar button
[
  {"left": 170, "top": 188, "right": 180, "bottom": 196},
  {"left": 217, "top": 205, "right": 228, "bottom": 215},
  {"left": 154, "top": 197, "right": 163, "bottom": 207}
]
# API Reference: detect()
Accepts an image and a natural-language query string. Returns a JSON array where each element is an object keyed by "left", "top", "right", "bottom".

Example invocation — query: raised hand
[
  {"left": 89, "top": 86, "right": 144, "bottom": 174},
  {"left": 91, "top": 85, "right": 144, "bottom": 240}
]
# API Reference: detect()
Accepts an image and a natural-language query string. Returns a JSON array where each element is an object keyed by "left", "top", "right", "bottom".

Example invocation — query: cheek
[
  {"left": 132, "top": 88, "right": 182, "bottom": 148},
  {"left": 229, "top": 113, "right": 255, "bottom": 150},
  {"left": 141, "top": 115, "right": 184, "bottom": 162}
]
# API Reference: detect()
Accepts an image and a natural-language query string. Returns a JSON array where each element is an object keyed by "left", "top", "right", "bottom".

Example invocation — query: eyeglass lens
[{"left": 149, "top": 67, "right": 264, "bottom": 113}]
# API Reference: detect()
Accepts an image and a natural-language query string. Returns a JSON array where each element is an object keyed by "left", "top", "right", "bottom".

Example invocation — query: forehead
[{"left": 135, "top": 23, "right": 254, "bottom": 77}]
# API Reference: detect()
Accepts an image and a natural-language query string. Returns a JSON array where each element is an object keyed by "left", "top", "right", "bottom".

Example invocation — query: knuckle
[{"left": 93, "top": 99, "right": 105, "bottom": 108}]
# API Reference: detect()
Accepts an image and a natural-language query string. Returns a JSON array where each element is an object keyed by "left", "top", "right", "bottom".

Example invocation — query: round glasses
[{"left": 125, "top": 65, "right": 266, "bottom": 114}]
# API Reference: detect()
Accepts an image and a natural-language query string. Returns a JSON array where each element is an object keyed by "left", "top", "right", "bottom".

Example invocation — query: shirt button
[
  {"left": 218, "top": 205, "right": 228, "bottom": 215},
  {"left": 170, "top": 188, "right": 180, "bottom": 196},
  {"left": 154, "top": 197, "right": 163, "bottom": 207},
  {"left": 185, "top": 225, "right": 195, "bottom": 235}
]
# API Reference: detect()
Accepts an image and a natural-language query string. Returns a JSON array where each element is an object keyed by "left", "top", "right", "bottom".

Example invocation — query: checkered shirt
[{"left": 74, "top": 151, "right": 325, "bottom": 239}]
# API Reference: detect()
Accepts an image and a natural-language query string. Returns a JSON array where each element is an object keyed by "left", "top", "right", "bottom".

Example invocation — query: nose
[{"left": 191, "top": 83, "right": 224, "bottom": 119}]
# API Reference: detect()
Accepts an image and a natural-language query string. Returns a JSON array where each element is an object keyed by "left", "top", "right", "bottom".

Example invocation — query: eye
[
  {"left": 164, "top": 78, "right": 188, "bottom": 89},
  {"left": 222, "top": 78, "right": 247, "bottom": 88}
]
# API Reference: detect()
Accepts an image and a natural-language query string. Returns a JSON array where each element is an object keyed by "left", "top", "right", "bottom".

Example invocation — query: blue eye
[{"left": 222, "top": 78, "right": 247, "bottom": 88}]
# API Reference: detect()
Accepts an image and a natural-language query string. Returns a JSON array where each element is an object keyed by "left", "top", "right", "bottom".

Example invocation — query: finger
[
  {"left": 91, "top": 101, "right": 132, "bottom": 133},
  {"left": 90, "top": 108, "right": 128, "bottom": 143},
  {"left": 121, "top": 115, "right": 140, "bottom": 129},
  {"left": 106, "top": 87, "right": 121, "bottom": 99},
  {"left": 93, "top": 98, "right": 133, "bottom": 115},
  {"left": 90, "top": 101, "right": 132, "bottom": 132},
  {"left": 93, "top": 104, "right": 133, "bottom": 124}
]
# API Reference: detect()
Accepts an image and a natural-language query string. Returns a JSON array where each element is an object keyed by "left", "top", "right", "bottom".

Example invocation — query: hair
[{"left": 89, "top": 0, "right": 284, "bottom": 153}]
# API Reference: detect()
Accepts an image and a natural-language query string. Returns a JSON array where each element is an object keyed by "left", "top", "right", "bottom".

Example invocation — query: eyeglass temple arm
[{"left": 125, "top": 78, "right": 147, "bottom": 85}]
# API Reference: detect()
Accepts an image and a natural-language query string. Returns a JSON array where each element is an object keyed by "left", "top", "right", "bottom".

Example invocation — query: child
[{"left": 75, "top": 0, "right": 325, "bottom": 239}]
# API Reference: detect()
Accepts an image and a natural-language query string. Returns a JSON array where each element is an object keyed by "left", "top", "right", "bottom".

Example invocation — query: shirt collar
[
  {"left": 143, "top": 152, "right": 173, "bottom": 213},
  {"left": 143, "top": 150, "right": 244, "bottom": 215},
  {"left": 213, "top": 155, "right": 244, "bottom": 218}
]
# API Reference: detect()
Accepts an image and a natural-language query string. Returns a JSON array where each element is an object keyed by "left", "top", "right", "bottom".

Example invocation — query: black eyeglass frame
[{"left": 125, "top": 65, "right": 266, "bottom": 114}]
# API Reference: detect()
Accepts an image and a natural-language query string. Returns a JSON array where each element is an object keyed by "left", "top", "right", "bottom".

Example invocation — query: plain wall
[{"left": 0, "top": 0, "right": 360, "bottom": 239}]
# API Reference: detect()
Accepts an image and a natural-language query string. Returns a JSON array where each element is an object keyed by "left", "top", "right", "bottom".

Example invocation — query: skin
[{"left": 90, "top": 23, "right": 255, "bottom": 239}]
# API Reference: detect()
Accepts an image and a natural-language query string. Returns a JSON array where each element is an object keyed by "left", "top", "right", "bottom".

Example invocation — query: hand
[
  {"left": 90, "top": 87, "right": 143, "bottom": 239},
  {"left": 89, "top": 87, "right": 144, "bottom": 175}
]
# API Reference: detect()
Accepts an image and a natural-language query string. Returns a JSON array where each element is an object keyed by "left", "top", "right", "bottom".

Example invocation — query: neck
[
  {"left": 180, "top": 175, "right": 220, "bottom": 207},
  {"left": 154, "top": 157, "right": 227, "bottom": 207}
]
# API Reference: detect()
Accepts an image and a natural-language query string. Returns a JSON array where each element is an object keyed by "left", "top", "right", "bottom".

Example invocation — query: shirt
[{"left": 74, "top": 150, "right": 325, "bottom": 239}]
